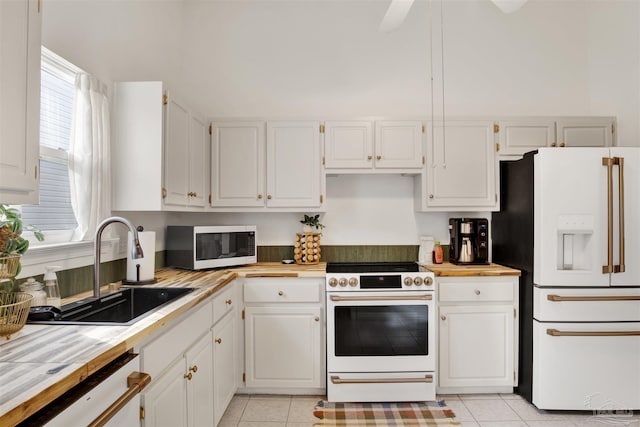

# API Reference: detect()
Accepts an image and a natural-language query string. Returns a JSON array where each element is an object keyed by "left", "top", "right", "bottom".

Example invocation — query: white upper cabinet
[
  {"left": 112, "top": 82, "right": 207, "bottom": 211},
  {"left": 266, "top": 121, "right": 322, "bottom": 208},
  {"left": 374, "top": 120, "right": 424, "bottom": 169},
  {"left": 211, "top": 120, "right": 324, "bottom": 210},
  {"left": 324, "top": 121, "right": 373, "bottom": 169},
  {"left": 417, "top": 120, "right": 498, "bottom": 211},
  {"left": 211, "top": 121, "right": 265, "bottom": 207},
  {"left": 498, "top": 117, "right": 615, "bottom": 158},
  {"left": 0, "top": 0, "right": 41, "bottom": 205},
  {"left": 324, "top": 120, "right": 424, "bottom": 173}
]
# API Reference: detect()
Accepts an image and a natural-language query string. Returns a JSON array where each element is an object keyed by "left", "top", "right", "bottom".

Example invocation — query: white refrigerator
[{"left": 493, "top": 147, "right": 640, "bottom": 411}]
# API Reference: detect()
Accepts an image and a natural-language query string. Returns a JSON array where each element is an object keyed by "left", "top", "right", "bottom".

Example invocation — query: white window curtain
[{"left": 68, "top": 73, "right": 111, "bottom": 241}]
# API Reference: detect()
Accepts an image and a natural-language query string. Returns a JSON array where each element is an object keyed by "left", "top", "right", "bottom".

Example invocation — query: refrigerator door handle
[
  {"left": 602, "top": 157, "right": 614, "bottom": 274},
  {"left": 547, "top": 328, "right": 640, "bottom": 337},
  {"left": 614, "top": 156, "right": 625, "bottom": 273}
]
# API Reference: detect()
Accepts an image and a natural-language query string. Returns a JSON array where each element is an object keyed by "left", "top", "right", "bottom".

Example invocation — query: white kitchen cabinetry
[
  {"left": 211, "top": 284, "right": 239, "bottom": 427},
  {"left": 242, "top": 277, "right": 324, "bottom": 392},
  {"left": 416, "top": 120, "right": 498, "bottom": 211},
  {"left": 112, "top": 81, "right": 207, "bottom": 211},
  {"left": 324, "top": 120, "right": 424, "bottom": 172},
  {"left": 139, "top": 284, "right": 241, "bottom": 427},
  {"left": 437, "top": 276, "right": 518, "bottom": 394},
  {"left": 497, "top": 117, "right": 615, "bottom": 158},
  {"left": 0, "top": 0, "right": 41, "bottom": 204},
  {"left": 210, "top": 121, "right": 324, "bottom": 210}
]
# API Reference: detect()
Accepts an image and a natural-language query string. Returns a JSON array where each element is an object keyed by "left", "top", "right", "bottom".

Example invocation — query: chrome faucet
[{"left": 93, "top": 216, "right": 144, "bottom": 299}]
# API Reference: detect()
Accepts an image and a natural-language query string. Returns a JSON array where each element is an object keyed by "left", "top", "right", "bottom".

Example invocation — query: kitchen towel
[{"left": 126, "top": 231, "right": 155, "bottom": 282}]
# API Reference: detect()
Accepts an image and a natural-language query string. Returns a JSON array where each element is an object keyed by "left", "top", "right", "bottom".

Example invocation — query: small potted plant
[
  {"left": 0, "top": 205, "right": 44, "bottom": 282},
  {"left": 300, "top": 214, "right": 325, "bottom": 233}
]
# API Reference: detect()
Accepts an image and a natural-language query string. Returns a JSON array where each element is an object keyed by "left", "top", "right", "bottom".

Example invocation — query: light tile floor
[{"left": 218, "top": 393, "right": 640, "bottom": 427}]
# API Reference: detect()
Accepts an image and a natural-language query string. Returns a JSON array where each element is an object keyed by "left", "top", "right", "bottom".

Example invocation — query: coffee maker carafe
[{"left": 448, "top": 218, "right": 489, "bottom": 265}]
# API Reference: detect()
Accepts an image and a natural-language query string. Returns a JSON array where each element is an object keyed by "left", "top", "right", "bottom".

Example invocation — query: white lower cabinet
[
  {"left": 213, "top": 309, "right": 237, "bottom": 426},
  {"left": 437, "top": 276, "right": 518, "bottom": 394},
  {"left": 139, "top": 284, "right": 241, "bottom": 427},
  {"left": 143, "top": 336, "right": 211, "bottom": 427},
  {"left": 242, "top": 278, "right": 325, "bottom": 392}
]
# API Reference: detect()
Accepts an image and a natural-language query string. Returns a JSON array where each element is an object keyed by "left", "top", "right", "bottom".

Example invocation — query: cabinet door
[
  {"left": 438, "top": 305, "right": 514, "bottom": 388},
  {"left": 211, "top": 121, "right": 265, "bottom": 207},
  {"left": 324, "top": 121, "right": 373, "bottom": 169},
  {"left": 556, "top": 118, "right": 614, "bottom": 147},
  {"left": 0, "top": 0, "right": 40, "bottom": 204},
  {"left": 142, "top": 361, "right": 188, "bottom": 427},
  {"left": 213, "top": 311, "right": 237, "bottom": 426},
  {"left": 426, "top": 120, "right": 497, "bottom": 209},
  {"left": 186, "top": 332, "right": 214, "bottom": 427},
  {"left": 374, "top": 121, "right": 424, "bottom": 169},
  {"left": 163, "top": 91, "right": 190, "bottom": 207},
  {"left": 266, "top": 121, "right": 322, "bottom": 208},
  {"left": 498, "top": 119, "right": 555, "bottom": 157},
  {"left": 188, "top": 114, "right": 207, "bottom": 207},
  {"left": 245, "top": 305, "right": 322, "bottom": 388}
]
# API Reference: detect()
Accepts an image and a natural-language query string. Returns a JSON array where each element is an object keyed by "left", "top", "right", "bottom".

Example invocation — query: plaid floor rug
[{"left": 312, "top": 400, "right": 459, "bottom": 426}]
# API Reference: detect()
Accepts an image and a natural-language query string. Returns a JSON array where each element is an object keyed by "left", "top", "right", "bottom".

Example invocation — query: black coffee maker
[{"left": 448, "top": 218, "right": 489, "bottom": 265}]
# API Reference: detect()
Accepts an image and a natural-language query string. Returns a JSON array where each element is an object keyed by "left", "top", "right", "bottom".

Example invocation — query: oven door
[{"left": 327, "top": 291, "right": 435, "bottom": 373}]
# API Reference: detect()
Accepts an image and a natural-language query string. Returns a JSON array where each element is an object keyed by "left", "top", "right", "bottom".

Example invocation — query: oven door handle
[
  {"left": 330, "top": 375, "right": 433, "bottom": 384},
  {"left": 329, "top": 294, "right": 432, "bottom": 302}
]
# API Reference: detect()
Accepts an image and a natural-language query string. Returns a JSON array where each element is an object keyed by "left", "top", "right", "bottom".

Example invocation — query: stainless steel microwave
[{"left": 166, "top": 225, "right": 257, "bottom": 270}]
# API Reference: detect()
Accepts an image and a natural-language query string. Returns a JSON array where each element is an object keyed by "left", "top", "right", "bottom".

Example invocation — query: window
[{"left": 20, "top": 48, "right": 82, "bottom": 244}]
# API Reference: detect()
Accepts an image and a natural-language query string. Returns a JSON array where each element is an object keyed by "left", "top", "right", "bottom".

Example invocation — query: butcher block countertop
[
  {"left": 424, "top": 262, "right": 521, "bottom": 277},
  {"left": 0, "top": 262, "right": 325, "bottom": 426}
]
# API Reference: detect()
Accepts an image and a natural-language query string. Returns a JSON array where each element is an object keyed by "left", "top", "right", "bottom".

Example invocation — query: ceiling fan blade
[
  {"left": 378, "top": 0, "right": 415, "bottom": 33},
  {"left": 491, "top": 0, "right": 528, "bottom": 14}
]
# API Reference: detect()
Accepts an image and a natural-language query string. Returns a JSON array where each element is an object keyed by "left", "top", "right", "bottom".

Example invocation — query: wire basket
[
  {"left": 0, "top": 292, "right": 33, "bottom": 339},
  {"left": 0, "top": 254, "right": 21, "bottom": 279}
]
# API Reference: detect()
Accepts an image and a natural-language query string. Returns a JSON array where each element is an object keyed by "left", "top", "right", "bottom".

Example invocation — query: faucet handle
[{"left": 137, "top": 226, "right": 144, "bottom": 232}]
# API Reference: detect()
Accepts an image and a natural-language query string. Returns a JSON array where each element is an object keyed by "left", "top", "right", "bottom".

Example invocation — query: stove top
[{"left": 326, "top": 262, "right": 419, "bottom": 274}]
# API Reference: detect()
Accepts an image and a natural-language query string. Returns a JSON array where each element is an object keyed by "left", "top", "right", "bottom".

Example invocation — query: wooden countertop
[
  {"left": 423, "top": 262, "right": 521, "bottom": 277},
  {"left": 0, "top": 262, "right": 325, "bottom": 426}
]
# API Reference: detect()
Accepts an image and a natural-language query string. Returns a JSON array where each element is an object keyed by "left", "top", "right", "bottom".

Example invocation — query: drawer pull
[
  {"left": 184, "top": 372, "right": 193, "bottom": 380},
  {"left": 330, "top": 375, "right": 432, "bottom": 385},
  {"left": 88, "top": 371, "right": 151, "bottom": 427},
  {"left": 278, "top": 291, "right": 284, "bottom": 296},
  {"left": 225, "top": 299, "right": 232, "bottom": 305},
  {"left": 314, "top": 316, "right": 320, "bottom": 322},
  {"left": 330, "top": 295, "right": 432, "bottom": 302},
  {"left": 547, "top": 328, "right": 640, "bottom": 337},
  {"left": 189, "top": 365, "right": 198, "bottom": 373},
  {"left": 474, "top": 289, "right": 481, "bottom": 295},
  {"left": 547, "top": 294, "right": 640, "bottom": 302},
  {"left": 215, "top": 338, "right": 222, "bottom": 344},
  {"left": 440, "top": 315, "right": 446, "bottom": 321}
]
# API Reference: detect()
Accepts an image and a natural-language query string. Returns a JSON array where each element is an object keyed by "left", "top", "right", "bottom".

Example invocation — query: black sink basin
[{"left": 28, "top": 287, "right": 195, "bottom": 326}]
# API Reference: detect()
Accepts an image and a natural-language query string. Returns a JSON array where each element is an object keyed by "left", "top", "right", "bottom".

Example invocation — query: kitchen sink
[{"left": 27, "top": 287, "right": 196, "bottom": 326}]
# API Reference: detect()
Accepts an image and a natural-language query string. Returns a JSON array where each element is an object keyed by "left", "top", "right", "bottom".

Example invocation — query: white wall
[{"left": 42, "top": 0, "right": 640, "bottom": 251}]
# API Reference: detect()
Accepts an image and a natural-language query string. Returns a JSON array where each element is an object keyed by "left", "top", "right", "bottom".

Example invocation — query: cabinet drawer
[
  {"left": 213, "top": 284, "right": 236, "bottom": 324},
  {"left": 140, "top": 300, "right": 213, "bottom": 379},
  {"left": 244, "top": 278, "right": 321, "bottom": 303},
  {"left": 439, "top": 281, "right": 514, "bottom": 302}
]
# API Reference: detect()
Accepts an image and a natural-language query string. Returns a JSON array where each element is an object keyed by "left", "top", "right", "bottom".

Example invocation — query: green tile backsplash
[{"left": 16, "top": 246, "right": 449, "bottom": 299}]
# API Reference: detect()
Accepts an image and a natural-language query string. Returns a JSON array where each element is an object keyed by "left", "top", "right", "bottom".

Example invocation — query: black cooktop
[{"left": 326, "top": 262, "right": 419, "bottom": 274}]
